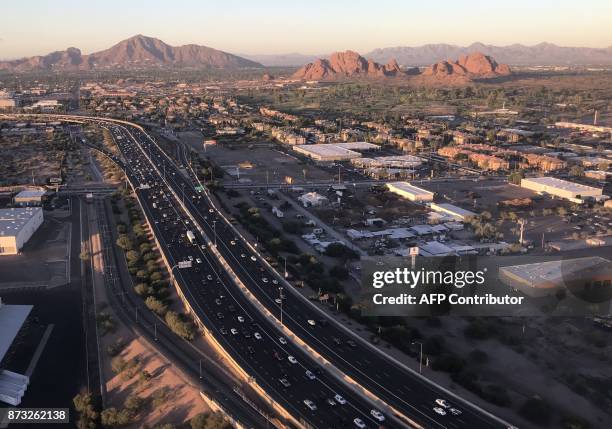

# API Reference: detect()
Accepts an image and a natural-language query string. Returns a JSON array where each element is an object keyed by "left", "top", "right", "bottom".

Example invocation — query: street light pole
[
  {"left": 412, "top": 341, "right": 423, "bottom": 374},
  {"left": 213, "top": 220, "right": 217, "bottom": 247}
]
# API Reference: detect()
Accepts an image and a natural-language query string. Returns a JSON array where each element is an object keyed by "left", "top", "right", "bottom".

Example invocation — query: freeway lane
[
  {"left": 125, "top": 127, "right": 509, "bottom": 429},
  {"left": 109, "top": 125, "right": 400, "bottom": 429}
]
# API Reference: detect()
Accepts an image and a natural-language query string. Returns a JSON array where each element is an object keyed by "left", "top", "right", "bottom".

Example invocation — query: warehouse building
[
  {"left": 14, "top": 189, "right": 46, "bottom": 206},
  {"left": 0, "top": 208, "right": 44, "bottom": 255},
  {"left": 0, "top": 298, "right": 32, "bottom": 406},
  {"left": 499, "top": 256, "right": 612, "bottom": 297},
  {"left": 386, "top": 182, "right": 434, "bottom": 202},
  {"left": 292, "top": 142, "right": 379, "bottom": 162},
  {"left": 430, "top": 203, "right": 477, "bottom": 221},
  {"left": 520, "top": 177, "right": 602, "bottom": 201}
]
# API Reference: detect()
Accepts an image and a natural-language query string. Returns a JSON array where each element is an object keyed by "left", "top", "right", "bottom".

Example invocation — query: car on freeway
[
  {"left": 254, "top": 332, "right": 262, "bottom": 340},
  {"left": 353, "top": 417, "right": 366, "bottom": 428},
  {"left": 230, "top": 328, "right": 238, "bottom": 335},
  {"left": 307, "top": 319, "right": 316, "bottom": 326},
  {"left": 237, "top": 316, "right": 245, "bottom": 323},
  {"left": 334, "top": 394, "right": 347, "bottom": 405},
  {"left": 230, "top": 240, "right": 236, "bottom": 245},
  {"left": 195, "top": 258, "right": 202, "bottom": 264},
  {"left": 219, "top": 327, "right": 228, "bottom": 335},
  {"left": 240, "top": 253, "right": 246, "bottom": 258},
  {"left": 272, "top": 279, "right": 278, "bottom": 285},
  {"left": 326, "top": 398, "right": 336, "bottom": 406},
  {"left": 433, "top": 406, "right": 447, "bottom": 415},
  {"left": 305, "top": 370, "right": 316, "bottom": 380},
  {"left": 279, "top": 378, "right": 291, "bottom": 388},
  {"left": 279, "top": 337, "right": 287, "bottom": 345},
  {"left": 288, "top": 356, "right": 297, "bottom": 364},
  {"left": 435, "top": 398, "right": 451, "bottom": 409},
  {"left": 206, "top": 274, "right": 213, "bottom": 281},
  {"left": 262, "top": 277, "right": 269, "bottom": 283},
  {"left": 449, "top": 408, "right": 462, "bottom": 416},
  {"left": 303, "top": 400, "right": 317, "bottom": 411},
  {"left": 250, "top": 256, "right": 257, "bottom": 261},
  {"left": 275, "top": 299, "right": 282, "bottom": 304},
  {"left": 370, "top": 409, "right": 385, "bottom": 422},
  {"left": 215, "top": 298, "right": 222, "bottom": 305},
  {"left": 216, "top": 312, "right": 224, "bottom": 319}
]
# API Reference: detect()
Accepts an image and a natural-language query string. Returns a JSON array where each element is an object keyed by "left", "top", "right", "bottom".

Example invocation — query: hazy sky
[{"left": 1, "top": 0, "right": 611, "bottom": 59}]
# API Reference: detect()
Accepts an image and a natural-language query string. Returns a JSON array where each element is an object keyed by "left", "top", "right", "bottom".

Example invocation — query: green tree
[{"left": 145, "top": 296, "right": 168, "bottom": 316}]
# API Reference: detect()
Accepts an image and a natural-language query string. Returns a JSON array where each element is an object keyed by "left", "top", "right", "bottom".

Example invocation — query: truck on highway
[{"left": 186, "top": 230, "right": 196, "bottom": 244}]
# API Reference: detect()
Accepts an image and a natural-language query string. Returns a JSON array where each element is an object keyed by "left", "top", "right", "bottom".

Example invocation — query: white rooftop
[
  {"left": 0, "top": 208, "right": 42, "bottom": 237},
  {"left": 386, "top": 182, "right": 435, "bottom": 196},
  {"left": 521, "top": 177, "right": 601, "bottom": 194},
  {"left": 431, "top": 203, "right": 477, "bottom": 218},
  {"left": 15, "top": 189, "right": 46, "bottom": 199}
]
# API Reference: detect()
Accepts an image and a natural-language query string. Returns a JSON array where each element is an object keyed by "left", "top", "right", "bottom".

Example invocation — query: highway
[
  {"left": 0, "top": 113, "right": 512, "bottom": 429},
  {"left": 116, "top": 123, "right": 509, "bottom": 429},
  {"left": 107, "top": 124, "right": 402, "bottom": 429}
]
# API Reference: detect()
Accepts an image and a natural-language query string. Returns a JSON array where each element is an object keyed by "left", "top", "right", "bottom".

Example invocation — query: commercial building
[
  {"left": 430, "top": 203, "right": 477, "bottom": 221},
  {"left": 499, "top": 256, "right": 612, "bottom": 297},
  {"left": 386, "top": 182, "right": 434, "bottom": 202},
  {"left": 0, "top": 298, "right": 32, "bottom": 405},
  {"left": 14, "top": 189, "right": 46, "bottom": 206},
  {"left": 520, "top": 177, "right": 602, "bottom": 201},
  {"left": 292, "top": 142, "right": 379, "bottom": 162},
  {"left": 0, "top": 208, "right": 44, "bottom": 255},
  {"left": 351, "top": 155, "right": 423, "bottom": 169}
]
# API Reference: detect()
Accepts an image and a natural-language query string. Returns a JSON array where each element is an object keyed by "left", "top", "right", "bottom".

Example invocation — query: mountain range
[
  {"left": 291, "top": 51, "right": 510, "bottom": 82},
  {"left": 0, "top": 35, "right": 262, "bottom": 71},
  {"left": 367, "top": 42, "right": 612, "bottom": 66},
  {"left": 244, "top": 43, "right": 612, "bottom": 67}
]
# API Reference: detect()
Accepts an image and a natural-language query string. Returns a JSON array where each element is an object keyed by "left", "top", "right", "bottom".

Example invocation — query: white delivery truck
[{"left": 186, "top": 230, "right": 196, "bottom": 244}]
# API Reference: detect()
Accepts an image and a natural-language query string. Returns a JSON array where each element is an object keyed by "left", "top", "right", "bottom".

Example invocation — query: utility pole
[{"left": 519, "top": 218, "right": 526, "bottom": 245}]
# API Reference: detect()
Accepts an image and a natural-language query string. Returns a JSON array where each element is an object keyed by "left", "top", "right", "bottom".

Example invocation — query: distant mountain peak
[
  {"left": 0, "top": 35, "right": 262, "bottom": 71},
  {"left": 292, "top": 50, "right": 405, "bottom": 80}
]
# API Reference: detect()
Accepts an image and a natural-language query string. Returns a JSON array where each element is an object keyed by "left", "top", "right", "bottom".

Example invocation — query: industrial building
[
  {"left": 430, "top": 203, "right": 477, "bottom": 221},
  {"left": 352, "top": 155, "right": 423, "bottom": 169},
  {"left": 14, "top": 189, "right": 46, "bottom": 206},
  {"left": 0, "top": 207, "right": 44, "bottom": 255},
  {"left": 292, "top": 142, "right": 379, "bottom": 162},
  {"left": 499, "top": 256, "right": 612, "bottom": 297},
  {"left": 0, "top": 298, "right": 32, "bottom": 405},
  {"left": 386, "top": 182, "right": 434, "bottom": 202},
  {"left": 520, "top": 177, "right": 603, "bottom": 201}
]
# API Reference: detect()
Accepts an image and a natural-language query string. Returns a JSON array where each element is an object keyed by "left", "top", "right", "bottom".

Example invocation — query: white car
[
  {"left": 353, "top": 418, "right": 366, "bottom": 428},
  {"left": 435, "top": 399, "right": 451, "bottom": 409},
  {"left": 275, "top": 298, "right": 282, "bottom": 304},
  {"left": 272, "top": 279, "right": 278, "bottom": 285},
  {"left": 250, "top": 256, "right": 257, "bottom": 261},
  {"left": 303, "top": 400, "right": 317, "bottom": 411},
  {"left": 240, "top": 253, "right": 246, "bottom": 258},
  {"left": 334, "top": 394, "right": 346, "bottom": 405},
  {"left": 230, "top": 328, "right": 238, "bottom": 335},
  {"left": 370, "top": 409, "right": 385, "bottom": 422},
  {"left": 230, "top": 240, "right": 236, "bottom": 245},
  {"left": 288, "top": 356, "right": 297, "bottom": 364},
  {"left": 305, "top": 370, "right": 316, "bottom": 380},
  {"left": 195, "top": 258, "right": 202, "bottom": 264},
  {"left": 237, "top": 316, "right": 245, "bottom": 323},
  {"left": 254, "top": 332, "right": 262, "bottom": 340},
  {"left": 279, "top": 378, "right": 291, "bottom": 388},
  {"left": 279, "top": 337, "right": 287, "bottom": 345},
  {"left": 307, "top": 319, "right": 316, "bottom": 326},
  {"left": 262, "top": 277, "right": 269, "bottom": 283},
  {"left": 433, "top": 407, "right": 447, "bottom": 416},
  {"left": 449, "top": 408, "right": 462, "bottom": 416}
]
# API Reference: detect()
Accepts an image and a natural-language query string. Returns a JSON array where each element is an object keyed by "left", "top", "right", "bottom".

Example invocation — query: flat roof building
[
  {"left": 292, "top": 142, "right": 379, "bottom": 162},
  {"left": 386, "top": 182, "right": 434, "bottom": 202},
  {"left": 430, "top": 203, "right": 477, "bottom": 221},
  {"left": 520, "top": 177, "right": 602, "bottom": 200},
  {"left": 0, "top": 207, "right": 44, "bottom": 255},
  {"left": 499, "top": 257, "right": 612, "bottom": 297},
  {"left": 14, "top": 189, "right": 46, "bottom": 206}
]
